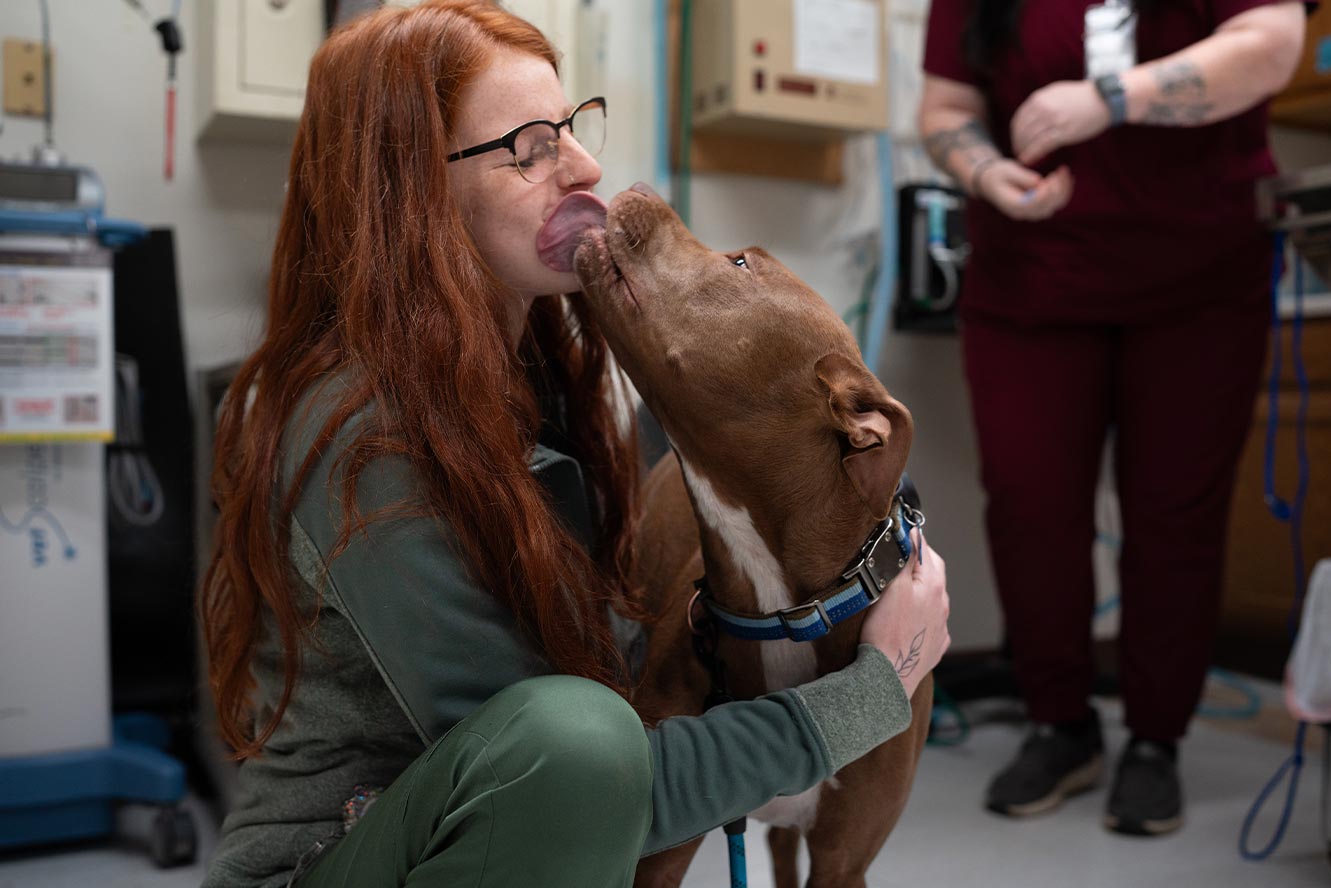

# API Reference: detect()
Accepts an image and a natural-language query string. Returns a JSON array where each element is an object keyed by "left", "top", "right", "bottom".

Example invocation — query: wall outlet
[{"left": 3, "top": 38, "right": 50, "bottom": 118}]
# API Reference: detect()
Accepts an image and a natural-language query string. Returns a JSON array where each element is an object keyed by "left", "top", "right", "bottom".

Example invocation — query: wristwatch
[{"left": 1094, "top": 73, "right": 1128, "bottom": 127}]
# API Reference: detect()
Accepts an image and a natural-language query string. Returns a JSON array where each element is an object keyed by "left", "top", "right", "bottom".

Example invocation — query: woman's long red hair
[{"left": 201, "top": 0, "right": 640, "bottom": 759}]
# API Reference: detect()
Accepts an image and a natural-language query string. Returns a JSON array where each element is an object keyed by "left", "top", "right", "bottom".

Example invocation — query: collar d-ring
[{"left": 686, "top": 583, "right": 708, "bottom": 636}]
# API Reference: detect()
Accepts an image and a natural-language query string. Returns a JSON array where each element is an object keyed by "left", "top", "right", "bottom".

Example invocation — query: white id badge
[{"left": 1085, "top": 0, "right": 1137, "bottom": 78}]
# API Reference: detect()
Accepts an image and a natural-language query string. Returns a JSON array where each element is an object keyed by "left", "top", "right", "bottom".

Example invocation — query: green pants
[{"left": 294, "top": 675, "right": 653, "bottom": 888}]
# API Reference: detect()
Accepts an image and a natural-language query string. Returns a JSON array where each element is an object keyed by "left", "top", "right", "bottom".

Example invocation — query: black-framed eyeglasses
[{"left": 446, "top": 97, "right": 607, "bottom": 184}]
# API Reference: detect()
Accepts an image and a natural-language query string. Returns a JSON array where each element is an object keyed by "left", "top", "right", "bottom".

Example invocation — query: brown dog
[{"left": 574, "top": 183, "right": 933, "bottom": 888}]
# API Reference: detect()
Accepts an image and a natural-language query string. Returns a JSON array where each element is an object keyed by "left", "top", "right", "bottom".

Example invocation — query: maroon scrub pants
[{"left": 961, "top": 282, "right": 1271, "bottom": 742}]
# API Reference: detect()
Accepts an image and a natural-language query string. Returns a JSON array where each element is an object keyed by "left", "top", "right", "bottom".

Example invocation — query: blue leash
[
  {"left": 1238, "top": 230, "right": 1312, "bottom": 862},
  {"left": 724, "top": 820, "right": 747, "bottom": 888}
]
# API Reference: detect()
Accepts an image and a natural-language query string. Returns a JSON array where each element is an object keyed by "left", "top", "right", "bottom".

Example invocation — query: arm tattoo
[
  {"left": 923, "top": 119, "right": 1000, "bottom": 175},
  {"left": 1156, "top": 60, "right": 1206, "bottom": 97},
  {"left": 1142, "top": 102, "right": 1215, "bottom": 124},
  {"left": 1142, "top": 59, "right": 1214, "bottom": 125},
  {"left": 894, "top": 629, "right": 927, "bottom": 679}
]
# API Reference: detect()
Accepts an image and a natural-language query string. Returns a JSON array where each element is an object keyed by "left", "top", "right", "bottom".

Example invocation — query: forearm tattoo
[
  {"left": 923, "top": 119, "right": 1000, "bottom": 176},
  {"left": 894, "top": 629, "right": 926, "bottom": 679},
  {"left": 1142, "top": 59, "right": 1215, "bottom": 125}
]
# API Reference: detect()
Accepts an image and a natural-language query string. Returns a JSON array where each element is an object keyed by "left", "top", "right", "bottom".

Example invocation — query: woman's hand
[
  {"left": 1010, "top": 80, "right": 1110, "bottom": 166},
  {"left": 976, "top": 159, "right": 1074, "bottom": 222},
  {"left": 860, "top": 533, "right": 950, "bottom": 699}
]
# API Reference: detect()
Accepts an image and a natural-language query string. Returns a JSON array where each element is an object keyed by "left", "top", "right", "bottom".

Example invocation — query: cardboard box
[
  {"left": 0, "top": 442, "right": 110, "bottom": 758},
  {"left": 1270, "top": 4, "right": 1331, "bottom": 130},
  {"left": 690, "top": 0, "right": 889, "bottom": 141}
]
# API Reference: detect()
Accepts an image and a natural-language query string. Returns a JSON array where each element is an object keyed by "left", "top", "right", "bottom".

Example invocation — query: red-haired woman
[{"left": 200, "top": 2, "right": 949, "bottom": 886}]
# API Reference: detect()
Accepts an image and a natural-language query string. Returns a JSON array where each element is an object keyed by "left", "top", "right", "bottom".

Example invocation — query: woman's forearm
[
  {"left": 1120, "top": 4, "right": 1304, "bottom": 126},
  {"left": 920, "top": 108, "right": 1002, "bottom": 195}
]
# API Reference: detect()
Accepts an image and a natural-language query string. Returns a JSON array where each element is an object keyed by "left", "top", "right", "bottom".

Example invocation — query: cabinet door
[
  {"left": 239, "top": 0, "right": 325, "bottom": 99},
  {"left": 501, "top": 0, "right": 590, "bottom": 96}
]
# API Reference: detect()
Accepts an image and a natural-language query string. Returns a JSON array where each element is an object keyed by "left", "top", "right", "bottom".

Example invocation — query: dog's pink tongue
[{"left": 537, "top": 191, "right": 608, "bottom": 272}]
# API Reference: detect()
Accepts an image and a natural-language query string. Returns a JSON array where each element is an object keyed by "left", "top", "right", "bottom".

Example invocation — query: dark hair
[{"left": 963, "top": 0, "right": 1026, "bottom": 75}]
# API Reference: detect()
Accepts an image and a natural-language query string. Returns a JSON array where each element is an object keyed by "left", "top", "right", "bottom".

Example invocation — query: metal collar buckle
[
  {"left": 691, "top": 493, "right": 925, "bottom": 644},
  {"left": 777, "top": 599, "right": 833, "bottom": 640},
  {"left": 842, "top": 515, "right": 898, "bottom": 604}
]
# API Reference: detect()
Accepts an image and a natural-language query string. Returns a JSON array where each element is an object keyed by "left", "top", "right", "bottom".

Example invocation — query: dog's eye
[{"left": 731, "top": 255, "right": 748, "bottom": 269}]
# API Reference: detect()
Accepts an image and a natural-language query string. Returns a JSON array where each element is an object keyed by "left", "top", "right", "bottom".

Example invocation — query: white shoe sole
[
  {"left": 991, "top": 755, "right": 1104, "bottom": 818},
  {"left": 1104, "top": 812, "right": 1183, "bottom": 836}
]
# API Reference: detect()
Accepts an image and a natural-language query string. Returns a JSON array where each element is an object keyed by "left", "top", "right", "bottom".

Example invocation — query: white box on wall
[
  {"left": 501, "top": 0, "right": 608, "bottom": 101},
  {"left": 197, "top": 0, "right": 327, "bottom": 142},
  {"left": 0, "top": 443, "right": 110, "bottom": 759}
]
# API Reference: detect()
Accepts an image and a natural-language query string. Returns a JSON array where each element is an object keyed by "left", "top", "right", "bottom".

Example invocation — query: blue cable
[
  {"left": 863, "top": 133, "right": 897, "bottom": 372},
  {"left": 1262, "top": 234, "right": 1291, "bottom": 523},
  {"left": 653, "top": 0, "right": 672, "bottom": 199},
  {"left": 1241, "top": 722, "right": 1308, "bottom": 860},
  {"left": 1287, "top": 246, "right": 1311, "bottom": 639},
  {"left": 1197, "top": 668, "right": 1262, "bottom": 721},
  {"left": 674, "top": 0, "right": 693, "bottom": 227},
  {"left": 1238, "top": 231, "right": 1311, "bottom": 863},
  {"left": 928, "top": 685, "right": 971, "bottom": 746}
]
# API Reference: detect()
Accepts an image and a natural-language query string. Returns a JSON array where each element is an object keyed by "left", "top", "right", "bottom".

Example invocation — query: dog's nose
[{"left": 630, "top": 181, "right": 660, "bottom": 200}]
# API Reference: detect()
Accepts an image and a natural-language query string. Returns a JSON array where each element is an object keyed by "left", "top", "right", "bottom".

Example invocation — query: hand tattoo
[
  {"left": 923, "top": 120, "right": 1000, "bottom": 175},
  {"left": 1143, "top": 60, "right": 1214, "bottom": 125},
  {"left": 894, "top": 629, "right": 926, "bottom": 678}
]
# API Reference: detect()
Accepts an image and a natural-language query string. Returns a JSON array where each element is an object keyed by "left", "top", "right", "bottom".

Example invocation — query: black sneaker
[
  {"left": 986, "top": 714, "right": 1104, "bottom": 817},
  {"left": 1105, "top": 738, "right": 1183, "bottom": 836}
]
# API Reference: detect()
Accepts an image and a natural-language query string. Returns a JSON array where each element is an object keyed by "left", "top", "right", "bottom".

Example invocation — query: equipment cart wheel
[{"left": 150, "top": 805, "right": 197, "bottom": 868}]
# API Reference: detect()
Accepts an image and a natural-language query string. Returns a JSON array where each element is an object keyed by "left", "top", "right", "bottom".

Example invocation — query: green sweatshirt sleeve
[{"left": 641, "top": 645, "right": 910, "bottom": 854}]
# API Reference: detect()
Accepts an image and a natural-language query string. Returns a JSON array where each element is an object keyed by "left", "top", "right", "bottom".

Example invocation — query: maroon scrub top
[{"left": 923, "top": 0, "right": 1293, "bottom": 324}]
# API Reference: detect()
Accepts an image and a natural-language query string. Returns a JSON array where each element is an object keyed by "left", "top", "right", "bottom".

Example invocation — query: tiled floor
[{"left": 1, "top": 689, "right": 1326, "bottom": 888}]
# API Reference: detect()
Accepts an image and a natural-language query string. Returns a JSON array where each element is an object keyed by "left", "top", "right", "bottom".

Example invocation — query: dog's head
[{"left": 575, "top": 183, "right": 912, "bottom": 533}]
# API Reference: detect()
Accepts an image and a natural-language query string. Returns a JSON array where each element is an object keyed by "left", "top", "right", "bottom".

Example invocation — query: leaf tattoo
[{"left": 895, "top": 629, "right": 926, "bottom": 678}]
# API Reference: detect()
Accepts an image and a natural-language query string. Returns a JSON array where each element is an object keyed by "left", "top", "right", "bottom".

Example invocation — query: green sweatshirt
[{"left": 202, "top": 378, "right": 913, "bottom": 888}]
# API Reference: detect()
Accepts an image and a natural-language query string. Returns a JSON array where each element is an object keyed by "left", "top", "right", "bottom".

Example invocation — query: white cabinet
[
  {"left": 197, "top": 0, "right": 326, "bottom": 142},
  {"left": 194, "top": 0, "right": 606, "bottom": 143},
  {"left": 507, "top": 1, "right": 579, "bottom": 96}
]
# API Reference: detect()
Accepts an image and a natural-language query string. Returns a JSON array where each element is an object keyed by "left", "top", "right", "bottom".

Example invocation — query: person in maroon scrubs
[{"left": 919, "top": 0, "right": 1308, "bottom": 835}]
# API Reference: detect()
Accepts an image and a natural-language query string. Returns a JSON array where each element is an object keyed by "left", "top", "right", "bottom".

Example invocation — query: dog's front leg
[
  {"left": 767, "top": 825, "right": 802, "bottom": 888},
  {"left": 633, "top": 836, "right": 705, "bottom": 888},
  {"left": 801, "top": 674, "right": 934, "bottom": 888}
]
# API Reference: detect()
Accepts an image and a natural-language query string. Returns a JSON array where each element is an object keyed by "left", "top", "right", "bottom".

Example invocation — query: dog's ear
[{"left": 815, "top": 353, "right": 914, "bottom": 520}]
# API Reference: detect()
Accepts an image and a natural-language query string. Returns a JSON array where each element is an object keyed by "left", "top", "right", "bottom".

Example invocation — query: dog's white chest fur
[
  {"left": 676, "top": 457, "right": 819, "bottom": 690},
  {"left": 678, "top": 456, "right": 827, "bottom": 832},
  {"left": 750, "top": 784, "right": 825, "bottom": 832}
]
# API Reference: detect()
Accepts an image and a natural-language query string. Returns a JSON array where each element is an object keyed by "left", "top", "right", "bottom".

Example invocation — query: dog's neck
[{"left": 677, "top": 453, "right": 871, "bottom": 616}]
